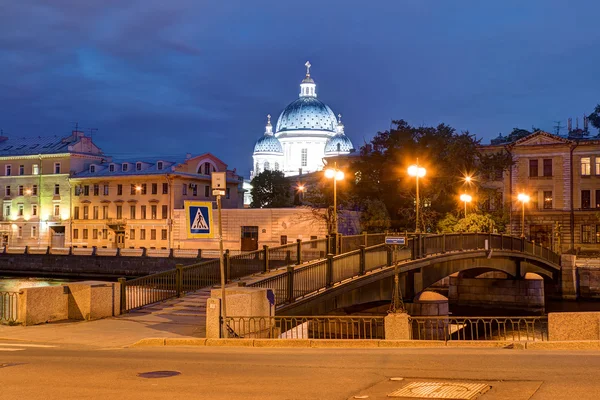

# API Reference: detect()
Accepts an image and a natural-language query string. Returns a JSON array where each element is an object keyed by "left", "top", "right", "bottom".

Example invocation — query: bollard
[
  {"left": 296, "top": 239, "right": 302, "bottom": 265},
  {"left": 263, "top": 245, "right": 270, "bottom": 273},
  {"left": 118, "top": 277, "right": 127, "bottom": 314},
  {"left": 175, "top": 264, "right": 183, "bottom": 297}
]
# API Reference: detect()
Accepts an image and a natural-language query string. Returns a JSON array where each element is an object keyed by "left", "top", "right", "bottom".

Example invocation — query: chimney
[{"left": 568, "top": 118, "right": 572, "bottom": 133}]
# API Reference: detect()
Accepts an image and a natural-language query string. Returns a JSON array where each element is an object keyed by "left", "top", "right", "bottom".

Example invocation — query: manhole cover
[
  {"left": 137, "top": 370, "right": 181, "bottom": 379},
  {"left": 388, "top": 382, "right": 490, "bottom": 399}
]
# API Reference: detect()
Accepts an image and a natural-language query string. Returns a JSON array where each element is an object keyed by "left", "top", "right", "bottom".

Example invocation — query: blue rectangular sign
[{"left": 385, "top": 236, "right": 406, "bottom": 245}]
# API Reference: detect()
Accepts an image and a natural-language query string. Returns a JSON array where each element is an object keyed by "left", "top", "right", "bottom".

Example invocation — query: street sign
[
  {"left": 385, "top": 236, "right": 406, "bottom": 245},
  {"left": 212, "top": 172, "right": 226, "bottom": 190}
]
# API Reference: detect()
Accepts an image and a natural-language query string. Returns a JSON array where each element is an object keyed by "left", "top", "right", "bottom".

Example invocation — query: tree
[
  {"left": 589, "top": 104, "right": 600, "bottom": 131},
  {"left": 250, "top": 170, "right": 291, "bottom": 208},
  {"left": 437, "top": 213, "right": 495, "bottom": 233},
  {"left": 359, "top": 199, "right": 391, "bottom": 232}
]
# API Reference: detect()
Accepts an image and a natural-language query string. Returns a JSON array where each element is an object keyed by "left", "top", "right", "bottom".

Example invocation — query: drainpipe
[
  {"left": 570, "top": 141, "right": 579, "bottom": 251},
  {"left": 167, "top": 174, "right": 173, "bottom": 251}
]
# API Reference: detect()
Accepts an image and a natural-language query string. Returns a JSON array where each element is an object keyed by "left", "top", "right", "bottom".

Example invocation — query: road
[{"left": 1, "top": 342, "right": 600, "bottom": 399}]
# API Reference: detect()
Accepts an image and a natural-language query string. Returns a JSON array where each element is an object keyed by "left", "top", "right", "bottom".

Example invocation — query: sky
[{"left": 1, "top": 1, "right": 599, "bottom": 177}]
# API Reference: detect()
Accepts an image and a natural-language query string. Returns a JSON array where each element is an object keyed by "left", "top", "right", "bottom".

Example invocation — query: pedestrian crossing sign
[{"left": 185, "top": 201, "right": 214, "bottom": 238}]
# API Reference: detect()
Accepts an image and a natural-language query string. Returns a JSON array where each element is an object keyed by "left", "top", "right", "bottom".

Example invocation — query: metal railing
[
  {"left": 229, "top": 249, "right": 264, "bottom": 280},
  {"left": 224, "top": 315, "right": 385, "bottom": 339},
  {"left": 409, "top": 316, "right": 548, "bottom": 342},
  {"left": 0, "top": 291, "right": 18, "bottom": 323}
]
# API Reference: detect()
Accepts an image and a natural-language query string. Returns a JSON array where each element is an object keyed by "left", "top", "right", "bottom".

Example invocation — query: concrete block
[
  {"left": 310, "top": 339, "right": 380, "bottom": 348},
  {"left": 131, "top": 338, "right": 166, "bottom": 347},
  {"left": 205, "top": 338, "right": 255, "bottom": 347},
  {"left": 445, "top": 341, "right": 515, "bottom": 348},
  {"left": 527, "top": 341, "right": 600, "bottom": 350},
  {"left": 18, "top": 286, "right": 68, "bottom": 326},
  {"left": 384, "top": 313, "right": 411, "bottom": 340},
  {"left": 165, "top": 338, "right": 207, "bottom": 346},
  {"left": 206, "top": 298, "right": 221, "bottom": 339},
  {"left": 253, "top": 339, "right": 311, "bottom": 348},
  {"left": 548, "top": 312, "right": 600, "bottom": 341},
  {"left": 378, "top": 340, "right": 445, "bottom": 348}
]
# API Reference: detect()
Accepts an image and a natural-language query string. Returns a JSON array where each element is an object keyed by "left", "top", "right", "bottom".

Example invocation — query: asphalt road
[{"left": 2, "top": 342, "right": 600, "bottom": 399}]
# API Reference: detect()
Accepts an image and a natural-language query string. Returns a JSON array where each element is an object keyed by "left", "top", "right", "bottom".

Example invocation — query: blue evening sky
[{"left": 1, "top": 1, "right": 598, "bottom": 177}]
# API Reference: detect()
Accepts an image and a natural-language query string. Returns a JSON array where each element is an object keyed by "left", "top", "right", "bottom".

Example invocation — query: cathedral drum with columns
[{"left": 251, "top": 62, "right": 354, "bottom": 178}]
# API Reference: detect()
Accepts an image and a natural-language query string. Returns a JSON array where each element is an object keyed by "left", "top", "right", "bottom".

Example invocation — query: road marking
[
  {"left": 0, "top": 343, "right": 56, "bottom": 348},
  {"left": 0, "top": 348, "right": 24, "bottom": 352}
]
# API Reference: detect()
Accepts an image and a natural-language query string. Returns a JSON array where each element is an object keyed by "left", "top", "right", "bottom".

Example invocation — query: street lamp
[
  {"left": 517, "top": 193, "right": 530, "bottom": 238},
  {"left": 460, "top": 193, "right": 472, "bottom": 218},
  {"left": 408, "top": 161, "right": 426, "bottom": 233},
  {"left": 324, "top": 163, "right": 344, "bottom": 235}
]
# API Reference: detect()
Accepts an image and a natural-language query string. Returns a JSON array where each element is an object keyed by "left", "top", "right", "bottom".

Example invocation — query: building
[
  {"left": 70, "top": 153, "right": 242, "bottom": 249},
  {"left": 0, "top": 131, "right": 105, "bottom": 247},
  {"left": 480, "top": 123, "right": 600, "bottom": 253},
  {"left": 251, "top": 62, "right": 354, "bottom": 179}
]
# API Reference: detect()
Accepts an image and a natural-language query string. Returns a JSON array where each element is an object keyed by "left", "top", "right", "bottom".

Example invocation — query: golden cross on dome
[
  {"left": 267, "top": 114, "right": 271, "bottom": 124},
  {"left": 305, "top": 61, "right": 311, "bottom": 76}
]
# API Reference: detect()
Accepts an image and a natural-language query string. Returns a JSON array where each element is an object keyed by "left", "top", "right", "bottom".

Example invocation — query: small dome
[
  {"left": 325, "top": 133, "right": 354, "bottom": 155},
  {"left": 254, "top": 134, "right": 283, "bottom": 154},
  {"left": 276, "top": 97, "right": 337, "bottom": 133}
]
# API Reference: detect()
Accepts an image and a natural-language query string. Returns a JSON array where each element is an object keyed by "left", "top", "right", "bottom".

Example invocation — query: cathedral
[{"left": 251, "top": 62, "right": 354, "bottom": 179}]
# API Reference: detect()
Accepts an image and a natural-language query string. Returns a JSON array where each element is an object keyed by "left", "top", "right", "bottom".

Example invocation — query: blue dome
[
  {"left": 254, "top": 134, "right": 283, "bottom": 154},
  {"left": 275, "top": 97, "right": 337, "bottom": 133},
  {"left": 325, "top": 133, "right": 354, "bottom": 154}
]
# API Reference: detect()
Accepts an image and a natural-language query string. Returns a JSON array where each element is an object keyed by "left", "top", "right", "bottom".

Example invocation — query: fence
[
  {"left": 224, "top": 315, "right": 385, "bottom": 339},
  {"left": 409, "top": 316, "right": 548, "bottom": 342},
  {"left": 0, "top": 291, "right": 18, "bottom": 324}
]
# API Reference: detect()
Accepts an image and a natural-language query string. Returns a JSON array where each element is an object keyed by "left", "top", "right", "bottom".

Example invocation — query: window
[
  {"left": 83, "top": 185, "right": 89, "bottom": 196},
  {"left": 543, "top": 191, "right": 553, "bottom": 209},
  {"left": 5, "top": 165, "right": 11, "bottom": 176},
  {"left": 117, "top": 184, "right": 122, "bottom": 196},
  {"left": 597, "top": 190, "right": 600, "bottom": 209},
  {"left": 596, "top": 226, "right": 600, "bottom": 244},
  {"left": 5, "top": 186, "right": 10, "bottom": 196},
  {"left": 150, "top": 229, "right": 157, "bottom": 240},
  {"left": 280, "top": 235, "right": 287, "bottom": 245},
  {"left": 582, "top": 157, "right": 591, "bottom": 176},
  {"left": 93, "top": 229, "right": 98, "bottom": 240},
  {"left": 54, "top": 162, "right": 61, "bottom": 174},
  {"left": 93, "top": 206, "right": 98, "bottom": 219},
  {"left": 192, "top": 185, "right": 198, "bottom": 196},
  {"left": 141, "top": 184, "right": 147, "bottom": 195},
  {"left": 32, "top": 164, "right": 39, "bottom": 175},
  {"left": 74, "top": 206, "right": 80, "bottom": 219},
  {"left": 151, "top": 205, "right": 157, "bottom": 219},
  {"left": 204, "top": 162, "right": 212, "bottom": 175},
  {"left": 19, "top": 165, "right": 24, "bottom": 175},
  {"left": 582, "top": 224, "right": 593, "bottom": 243},
  {"left": 596, "top": 158, "right": 600, "bottom": 175},
  {"left": 274, "top": 162, "right": 279, "bottom": 171},
  {"left": 32, "top": 185, "right": 38, "bottom": 195},
  {"left": 543, "top": 159, "right": 552, "bottom": 177},
  {"left": 116, "top": 205, "right": 122, "bottom": 219},
  {"left": 582, "top": 190, "right": 591, "bottom": 209},
  {"left": 130, "top": 184, "right": 136, "bottom": 195},
  {"left": 141, "top": 205, "right": 147, "bottom": 219},
  {"left": 31, "top": 226, "right": 37, "bottom": 238},
  {"left": 102, "top": 229, "right": 108, "bottom": 239},
  {"left": 161, "top": 229, "right": 167, "bottom": 240},
  {"left": 17, "top": 204, "right": 23, "bottom": 216},
  {"left": 530, "top": 190, "right": 539, "bottom": 210},
  {"left": 162, "top": 183, "right": 168, "bottom": 194},
  {"left": 157, "top": 162, "right": 163, "bottom": 170},
  {"left": 130, "top": 229, "right": 135, "bottom": 240},
  {"left": 90, "top": 165, "right": 96, "bottom": 173},
  {"left": 17, "top": 226, "right": 22, "bottom": 239},
  {"left": 83, "top": 229, "right": 88, "bottom": 240},
  {"left": 529, "top": 159, "right": 538, "bottom": 177},
  {"left": 130, "top": 205, "right": 136, "bottom": 219},
  {"left": 83, "top": 206, "right": 89, "bottom": 220},
  {"left": 226, "top": 188, "right": 230, "bottom": 199},
  {"left": 152, "top": 183, "right": 157, "bottom": 195},
  {"left": 109, "top": 164, "right": 115, "bottom": 172},
  {"left": 54, "top": 184, "right": 60, "bottom": 196},
  {"left": 182, "top": 184, "right": 187, "bottom": 195},
  {"left": 54, "top": 204, "right": 60, "bottom": 217},
  {"left": 73, "top": 229, "right": 79, "bottom": 240},
  {"left": 102, "top": 206, "right": 108, "bottom": 219},
  {"left": 136, "top": 162, "right": 142, "bottom": 171},
  {"left": 264, "top": 161, "right": 270, "bottom": 171},
  {"left": 301, "top": 149, "right": 307, "bottom": 167},
  {"left": 4, "top": 205, "right": 9, "bottom": 217},
  {"left": 204, "top": 185, "right": 209, "bottom": 197},
  {"left": 18, "top": 185, "right": 23, "bottom": 196},
  {"left": 122, "top": 163, "right": 129, "bottom": 172},
  {"left": 103, "top": 185, "right": 109, "bottom": 195},
  {"left": 140, "top": 229, "right": 146, "bottom": 240},
  {"left": 31, "top": 204, "right": 37, "bottom": 216},
  {"left": 93, "top": 184, "right": 99, "bottom": 196}
]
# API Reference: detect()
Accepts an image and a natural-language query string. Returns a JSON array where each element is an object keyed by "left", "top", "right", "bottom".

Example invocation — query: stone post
[
  {"left": 263, "top": 245, "right": 269, "bottom": 274},
  {"left": 197, "top": 249, "right": 202, "bottom": 259},
  {"left": 384, "top": 312, "right": 411, "bottom": 340},
  {"left": 296, "top": 239, "right": 302, "bottom": 265},
  {"left": 118, "top": 277, "right": 127, "bottom": 314},
  {"left": 206, "top": 297, "right": 221, "bottom": 338},
  {"left": 560, "top": 254, "right": 578, "bottom": 300}
]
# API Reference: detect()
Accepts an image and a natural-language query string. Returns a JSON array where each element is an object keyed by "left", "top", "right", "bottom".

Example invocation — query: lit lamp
[
  {"left": 135, "top": 185, "right": 142, "bottom": 192},
  {"left": 408, "top": 161, "right": 426, "bottom": 233},
  {"left": 517, "top": 193, "right": 530, "bottom": 238},
  {"left": 296, "top": 184, "right": 305, "bottom": 204},
  {"left": 324, "top": 164, "right": 344, "bottom": 234},
  {"left": 460, "top": 193, "right": 472, "bottom": 217},
  {"left": 25, "top": 189, "right": 32, "bottom": 195}
]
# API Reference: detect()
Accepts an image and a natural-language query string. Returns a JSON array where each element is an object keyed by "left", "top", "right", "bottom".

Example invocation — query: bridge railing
[
  {"left": 224, "top": 315, "right": 385, "bottom": 339},
  {"left": 409, "top": 316, "right": 548, "bottom": 342},
  {"left": 1, "top": 291, "right": 18, "bottom": 324}
]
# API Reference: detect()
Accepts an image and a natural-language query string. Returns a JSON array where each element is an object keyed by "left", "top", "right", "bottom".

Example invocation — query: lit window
[
  {"left": 32, "top": 164, "right": 39, "bottom": 175},
  {"left": 543, "top": 191, "right": 552, "bottom": 209},
  {"left": 581, "top": 157, "right": 591, "bottom": 176}
]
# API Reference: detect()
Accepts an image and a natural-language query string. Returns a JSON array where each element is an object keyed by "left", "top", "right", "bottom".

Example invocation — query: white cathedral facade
[{"left": 251, "top": 62, "right": 354, "bottom": 179}]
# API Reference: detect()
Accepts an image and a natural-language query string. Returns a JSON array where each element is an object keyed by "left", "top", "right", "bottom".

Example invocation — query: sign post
[
  {"left": 212, "top": 172, "right": 227, "bottom": 338},
  {"left": 385, "top": 236, "right": 407, "bottom": 313}
]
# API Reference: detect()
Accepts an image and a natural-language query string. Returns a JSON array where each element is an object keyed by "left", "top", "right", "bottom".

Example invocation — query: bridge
[{"left": 116, "top": 233, "right": 564, "bottom": 318}]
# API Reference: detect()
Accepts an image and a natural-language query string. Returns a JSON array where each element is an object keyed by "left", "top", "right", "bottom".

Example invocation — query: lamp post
[
  {"left": 408, "top": 160, "right": 426, "bottom": 233},
  {"left": 324, "top": 163, "right": 344, "bottom": 235},
  {"left": 517, "top": 193, "right": 530, "bottom": 238},
  {"left": 460, "top": 193, "right": 472, "bottom": 218}
]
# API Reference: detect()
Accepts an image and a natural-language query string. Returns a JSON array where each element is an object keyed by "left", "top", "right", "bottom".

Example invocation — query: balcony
[{"left": 107, "top": 218, "right": 127, "bottom": 231}]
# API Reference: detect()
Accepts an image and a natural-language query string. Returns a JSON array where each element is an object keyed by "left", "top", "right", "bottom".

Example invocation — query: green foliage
[
  {"left": 589, "top": 104, "right": 600, "bottom": 131},
  {"left": 359, "top": 199, "right": 391, "bottom": 232},
  {"left": 478, "top": 151, "right": 514, "bottom": 180},
  {"left": 437, "top": 213, "right": 459, "bottom": 233},
  {"left": 250, "top": 170, "right": 291, "bottom": 208},
  {"left": 438, "top": 213, "right": 496, "bottom": 233}
]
